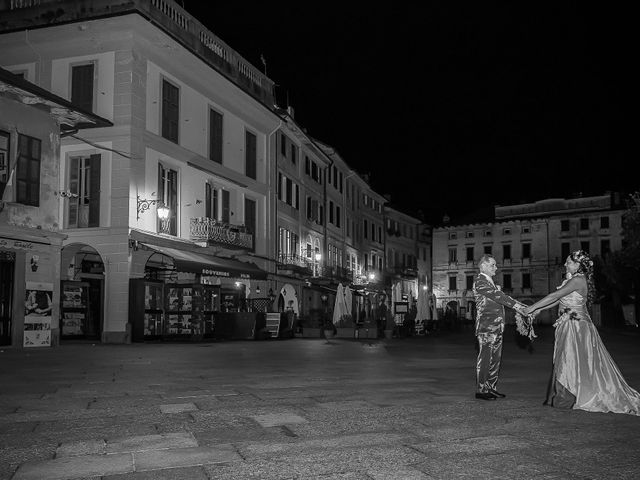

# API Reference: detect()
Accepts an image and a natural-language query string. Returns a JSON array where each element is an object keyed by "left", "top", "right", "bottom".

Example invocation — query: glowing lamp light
[{"left": 157, "top": 204, "right": 170, "bottom": 220}]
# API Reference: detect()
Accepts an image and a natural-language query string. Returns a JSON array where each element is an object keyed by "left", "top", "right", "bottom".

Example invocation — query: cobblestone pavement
[{"left": 1, "top": 326, "right": 639, "bottom": 479}]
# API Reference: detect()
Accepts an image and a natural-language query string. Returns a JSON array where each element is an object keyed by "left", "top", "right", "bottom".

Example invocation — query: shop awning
[{"left": 142, "top": 244, "right": 267, "bottom": 280}]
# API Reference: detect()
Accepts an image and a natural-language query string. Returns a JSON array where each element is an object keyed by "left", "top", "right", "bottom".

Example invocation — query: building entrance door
[{"left": 0, "top": 250, "right": 15, "bottom": 346}]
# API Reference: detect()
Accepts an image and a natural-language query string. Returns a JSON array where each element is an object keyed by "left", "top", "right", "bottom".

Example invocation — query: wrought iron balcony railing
[
  {"left": 190, "top": 217, "right": 253, "bottom": 250},
  {"left": 276, "top": 253, "right": 313, "bottom": 273}
]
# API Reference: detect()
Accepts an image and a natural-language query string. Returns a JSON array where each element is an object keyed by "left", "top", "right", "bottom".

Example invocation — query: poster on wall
[{"left": 24, "top": 281, "right": 53, "bottom": 347}]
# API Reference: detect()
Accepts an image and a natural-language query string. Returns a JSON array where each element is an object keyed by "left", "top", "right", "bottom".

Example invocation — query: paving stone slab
[
  {"left": 251, "top": 413, "right": 308, "bottom": 427},
  {"left": 103, "top": 465, "right": 209, "bottom": 479},
  {"left": 159, "top": 403, "right": 198, "bottom": 414},
  {"left": 106, "top": 432, "right": 198, "bottom": 454},
  {"left": 133, "top": 445, "right": 240, "bottom": 471},
  {"left": 11, "top": 452, "right": 133, "bottom": 480},
  {"left": 56, "top": 439, "right": 106, "bottom": 457}
]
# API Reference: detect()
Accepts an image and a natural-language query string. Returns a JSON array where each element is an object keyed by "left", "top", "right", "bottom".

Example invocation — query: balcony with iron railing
[
  {"left": 389, "top": 265, "right": 418, "bottom": 278},
  {"left": 0, "top": 0, "right": 276, "bottom": 106},
  {"left": 190, "top": 217, "right": 253, "bottom": 250},
  {"left": 276, "top": 253, "right": 313, "bottom": 276}
]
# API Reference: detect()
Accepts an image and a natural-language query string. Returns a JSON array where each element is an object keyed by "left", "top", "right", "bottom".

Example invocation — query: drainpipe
[{"left": 267, "top": 119, "right": 282, "bottom": 307}]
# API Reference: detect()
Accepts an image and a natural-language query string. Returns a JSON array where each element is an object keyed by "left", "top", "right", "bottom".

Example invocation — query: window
[
  {"left": 484, "top": 230, "right": 492, "bottom": 237},
  {"left": 66, "top": 154, "right": 101, "bottom": 228},
  {"left": 280, "top": 133, "right": 288, "bottom": 157},
  {"left": 466, "top": 246, "right": 474, "bottom": 262},
  {"left": 503, "top": 244, "right": 511, "bottom": 260},
  {"left": 277, "top": 172, "right": 299, "bottom": 209},
  {"left": 364, "top": 219, "right": 368, "bottom": 239},
  {"left": 290, "top": 144, "right": 297, "bottom": 164},
  {"left": 580, "top": 241, "right": 589, "bottom": 253},
  {"left": 0, "top": 130, "right": 9, "bottom": 199},
  {"left": 600, "top": 216, "right": 609, "bottom": 229},
  {"left": 466, "top": 275, "right": 474, "bottom": 291},
  {"left": 305, "top": 156, "right": 310, "bottom": 175},
  {"left": 522, "top": 243, "right": 531, "bottom": 259},
  {"left": 522, "top": 273, "right": 531, "bottom": 289},
  {"left": 580, "top": 218, "right": 589, "bottom": 230},
  {"left": 209, "top": 109, "right": 223, "bottom": 164},
  {"left": 522, "top": 226, "right": 531, "bottom": 234},
  {"left": 157, "top": 164, "right": 178, "bottom": 235},
  {"left": 244, "top": 197, "right": 256, "bottom": 250},
  {"left": 448, "top": 276, "right": 457, "bottom": 291},
  {"left": 448, "top": 247, "right": 457, "bottom": 263},
  {"left": 449, "top": 232, "right": 457, "bottom": 240},
  {"left": 336, "top": 206, "right": 341, "bottom": 228},
  {"left": 371, "top": 222, "right": 375, "bottom": 240},
  {"left": 601, "top": 239, "right": 610, "bottom": 257},
  {"left": 16, "top": 134, "right": 41, "bottom": 206},
  {"left": 71, "top": 63, "right": 94, "bottom": 112},
  {"left": 484, "top": 245, "right": 492, "bottom": 255},
  {"left": 205, "top": 182, "right": 218, "bottom": 220},
  {"left": 561, "top": 219, "right": 570, "bottom": 232},
  {"left": 561, "top": 242, "right": 570, "bottom": 260},
  {"left": 503, "top": 228, "right": 511, "bottom": 235},
  {"left": 278, "top": 227, "right": 299, "bottom": 258},
  {"left": 339, "top": 171, "right": 343, "bottom": 193},
  {"left": 245, "top": 131, "right": 256, "bottom": 179},
  {"left": 161, "top": 79, "right": 179, "bottom": 143},
  {"left": 465, "top": 231, "right": 474, "bottom": 238},
  {"left": 503, "top": 273, "right": 512, "bottom": 291},
  {"left": 329, "top": 200, "right": 334, "bottom": 224}
]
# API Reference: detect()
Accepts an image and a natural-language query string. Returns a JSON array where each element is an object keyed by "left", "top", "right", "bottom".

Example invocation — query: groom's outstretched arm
[{"left": 474, "top": 278, "right": 519, "bottom": 309}]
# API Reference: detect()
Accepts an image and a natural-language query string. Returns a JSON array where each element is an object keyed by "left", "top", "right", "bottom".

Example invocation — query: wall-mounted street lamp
[
  {"left": 157, "top": 203, "right": 170, "bottom": 234},
  {"left": 137, "top": 195, "right": 166, "bottom": 220},
  {"left": 368, "top": 272, "right": 376, "bottom": 281},
  {"left": 268, "top": 288, "right": 276, "bottom": 303}
]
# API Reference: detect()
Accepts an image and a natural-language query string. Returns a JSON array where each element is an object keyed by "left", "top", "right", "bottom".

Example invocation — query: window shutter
[
  {"left": 168, "top": 169, "right": 178, "bottom": 235},
  {"left": 222, "top": 189, "right": 230, "bottom": 223},
  {"left": 71, "top": 64, "right": 94, "bottom": 112},
  {"left": 209, "top": 109, "right": 223, "bottom": 164},
  {"left": 205, "top": 182, "right": 212, "bottom": 219},
  {"left": 88, "top": 154, "right": 101, "bottom": 227},
  {"left": 67, "top": 157, "right": 80, "bottom": 227},
  {"left": 245, "top": 131, "right": 256, "bottom": 179}
]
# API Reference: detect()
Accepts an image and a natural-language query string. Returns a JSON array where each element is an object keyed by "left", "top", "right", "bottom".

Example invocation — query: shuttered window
[
  {"left": 0, "top": 130, "right": 9, "bottom": 199},
  {"left": 158, "top": 164, "right": 178, "bottom": 235},
  {"left": 67, "top": 154, "right": 101, "bottom": 228},
  {"left": 161, "top": 79, "right": 179, "bottom": 143},
  {"left": 71, "top": 63, "right": 94, "bottom": 112},
  {"left": 221, "top": 189, "right": 230, "bottom": 223},
  {"left": 16, "top": 134, "right": 40, "bottom": 206},
  {"left": 209, "top": 109, "right": 223, "bottom": 164},
  {"left": 244, "top": 197, "right": 256, "bottom": 251},
  {"left": 245, "top": 130, "right": 256, "bottom": 179}
]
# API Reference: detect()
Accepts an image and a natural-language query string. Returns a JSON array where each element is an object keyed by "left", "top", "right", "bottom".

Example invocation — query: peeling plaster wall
[{"left": 0, "top": 97, "right": 61, "bottom": 230}]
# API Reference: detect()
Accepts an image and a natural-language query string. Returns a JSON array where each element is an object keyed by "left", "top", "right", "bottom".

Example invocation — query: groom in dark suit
[{"left": 473, "top": 254, "right": 524, "bottom": 400}]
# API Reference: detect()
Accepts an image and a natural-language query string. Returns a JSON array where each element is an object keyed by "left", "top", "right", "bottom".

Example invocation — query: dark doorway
[{"left": 0, "top": 250, "right": 15, "bottom": 345}]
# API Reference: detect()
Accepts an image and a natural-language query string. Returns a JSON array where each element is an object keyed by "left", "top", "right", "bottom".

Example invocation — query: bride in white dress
[{"left": 523, "top": 250, "right": 640, "bottom": 415}]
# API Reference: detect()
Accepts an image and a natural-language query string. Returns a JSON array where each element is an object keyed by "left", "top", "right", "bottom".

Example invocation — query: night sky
[{"left": 184, "top": 3, "right": 635, "bottom": 224}]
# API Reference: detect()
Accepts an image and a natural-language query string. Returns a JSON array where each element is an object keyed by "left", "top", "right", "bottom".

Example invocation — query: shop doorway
[
  {"left": 60, "top": 244, "right": 104, "bottom": 341},
  {"left": 0, "top": 250, "right": 15, "bottom": 346}
]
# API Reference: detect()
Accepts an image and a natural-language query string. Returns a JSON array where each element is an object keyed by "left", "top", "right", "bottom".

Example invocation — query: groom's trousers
[{"left": 476, "top": 331, "right": 503, "bottom": 392}]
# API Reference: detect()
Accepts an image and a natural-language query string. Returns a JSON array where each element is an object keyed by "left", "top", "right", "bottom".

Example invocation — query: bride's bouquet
[{"left": 515, "top": 312, "right": 537, "bottom": 341}]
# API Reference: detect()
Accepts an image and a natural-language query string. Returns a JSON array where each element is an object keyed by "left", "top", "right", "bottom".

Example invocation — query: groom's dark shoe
[
  {"left": 475, "top": 392, "right": 497, "bottom": 400},
  {"left": 488, "top": 389, "right": 506, "bottom": 398}
]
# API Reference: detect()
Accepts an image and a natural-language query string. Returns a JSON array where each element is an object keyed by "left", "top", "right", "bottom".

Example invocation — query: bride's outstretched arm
[{"left": 523, "top": 277, "right": 583, "bottom": 315}]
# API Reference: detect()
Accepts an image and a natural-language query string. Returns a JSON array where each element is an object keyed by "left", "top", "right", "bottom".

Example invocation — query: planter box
[
  {"left": 336, "top": 327, "right": 355, "bottom": 338},
  {"left": 356, "top": 327, "right": 378, "bottom": 339},
  {"left": 302, "top": 327, "right": 321, "bottom": 338}
]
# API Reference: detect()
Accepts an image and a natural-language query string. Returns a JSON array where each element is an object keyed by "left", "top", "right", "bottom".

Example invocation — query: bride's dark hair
[{"left": 570, "top": 250, "right": 596, "bottom": 310}]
